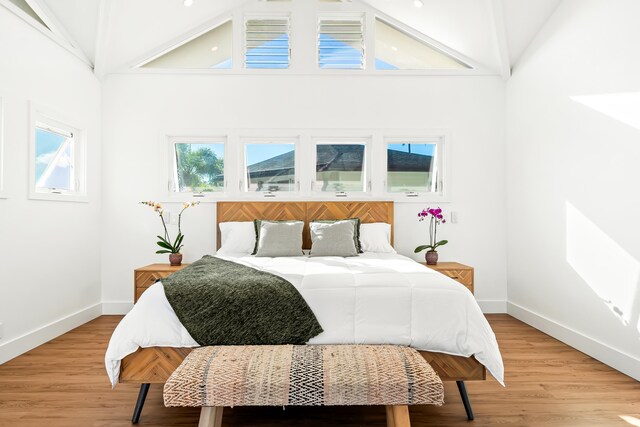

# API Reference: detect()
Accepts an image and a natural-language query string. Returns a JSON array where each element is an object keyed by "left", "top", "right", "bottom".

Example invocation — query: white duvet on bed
[{"left": 105, "top": 253, "right": 504, "bottom": 386}]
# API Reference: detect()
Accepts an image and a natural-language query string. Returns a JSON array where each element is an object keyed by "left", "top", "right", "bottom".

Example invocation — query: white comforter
[{"left": 105, "top": 253, "right": 504, "bottom": 386}]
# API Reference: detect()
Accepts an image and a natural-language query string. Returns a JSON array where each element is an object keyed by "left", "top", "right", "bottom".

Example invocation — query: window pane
[
  {"left": 245, "top": 18, "right": 290, "bottom": 69},
  {"left": 175, "top": 143, "right": 225, "bottom": 192},
  {"left": 387, "top": 143, "right": 436, "bottom": 192},
  {"left": 315, "top": 144, "right": 365, "bottom": 192},
  {"left": 35, "top": 127, "right": 74, "bottom": 191},
  {"left": 318, "top": 18, "right": 364, "bottom": 70},
  {"left": 143, "top": 21, "right": 232, "bottom": 69},
  {"left": 375, "top": 19, "right": 470, "bottom": 70},
  {"left": 245, "top": 143, "right": 295, "bottom": 192}
]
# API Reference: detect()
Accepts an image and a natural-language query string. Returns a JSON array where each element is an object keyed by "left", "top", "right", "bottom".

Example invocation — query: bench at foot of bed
[{"left": 163, "top": 345, "right": 445, "bottom": 427}]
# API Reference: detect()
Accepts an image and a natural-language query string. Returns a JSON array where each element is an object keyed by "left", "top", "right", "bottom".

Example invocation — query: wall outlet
[
  {"left": 162, "top": 211, "right": 171, "bottom": 224},
  {"left": 450, "top": 211, "right": 459, "bottom": 224}
]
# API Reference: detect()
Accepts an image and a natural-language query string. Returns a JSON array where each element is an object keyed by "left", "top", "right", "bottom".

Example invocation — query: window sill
[
  {"left": 29, "top": 191, "right": 88, "bottom": 203},
  {"left": 162, "top": 192, "right": 450, "bottom": 204}
]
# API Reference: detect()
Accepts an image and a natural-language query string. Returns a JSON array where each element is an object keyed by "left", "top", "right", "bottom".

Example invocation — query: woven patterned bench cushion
[{"left": 163, "top": 345, "right": 444, "bottom": 407}]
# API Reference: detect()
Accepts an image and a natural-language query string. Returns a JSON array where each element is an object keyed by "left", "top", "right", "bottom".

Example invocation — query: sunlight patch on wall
[
  {"left": 571, "top": 92, "right": 640, "bottom": 131},
  {"left": 565, "top": 201, "right": 640, "bottom": 327}
]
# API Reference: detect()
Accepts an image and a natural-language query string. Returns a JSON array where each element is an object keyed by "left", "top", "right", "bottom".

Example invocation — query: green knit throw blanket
[{"left": 162, "top": 256, "right": 323, "bottom": 345}]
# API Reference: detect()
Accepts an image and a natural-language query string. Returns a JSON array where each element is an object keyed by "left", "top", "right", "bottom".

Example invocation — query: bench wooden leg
[
  {"left": 386, "top": 405, "right": 410, "bottom": 427},
  {"left": 198, "top": 406, "right": 223, "bottom": 427}
]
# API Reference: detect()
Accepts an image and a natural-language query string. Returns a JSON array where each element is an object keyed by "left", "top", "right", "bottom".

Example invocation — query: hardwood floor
[{"left": 0, "top": 315, "right": 638, "bottom": 426}]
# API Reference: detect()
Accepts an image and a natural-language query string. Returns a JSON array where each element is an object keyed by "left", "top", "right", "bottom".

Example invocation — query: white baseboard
[
  {"left": 477, "top": 299, "right": 507, "bottom": 313},
  {"left": 101, "top": 301, "right": 133, "bottom": 315},
  {"left": 507, "top": 301, "right": 640, "bottom": 381},
  {"left": 0, "top": 303, "right": 102, "bottom": 365}
]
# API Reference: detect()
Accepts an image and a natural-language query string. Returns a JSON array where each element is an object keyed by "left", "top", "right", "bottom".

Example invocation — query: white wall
[
  {"left": 0, "top": 7, "right": 102, "bottom": 362},
  {"left": 506, "top": 0, "right": 640, "bottom": 380},
  {"left": 101, "top": 74, "right": 507, "bottom": 312}
]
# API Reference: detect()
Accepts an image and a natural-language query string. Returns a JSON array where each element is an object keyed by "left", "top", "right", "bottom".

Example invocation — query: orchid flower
[{"left": 415, "top": 207, "right": 448, "bottom": 254}]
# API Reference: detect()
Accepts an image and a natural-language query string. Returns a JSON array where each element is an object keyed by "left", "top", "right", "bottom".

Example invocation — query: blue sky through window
[
  {"left": 375, "top": 59, "right": 398, "bottom": 70},
  {"left": 35, "top": 129, "right": 66, "bottom": 180},
  {"left": 246, "top": 34, "right": 290, "bottom": 69},
  {"left": 388, "top": 143, "right": 435, "bottom": 156},
  {"left": 213, "top": 59, "right": 232, "bottom": 69},
  {"left": 246, "top": 144, "right": 293, "bottom": 166},
  {"left": 318, "top": 34, "right": 363, "bottom": 69}
]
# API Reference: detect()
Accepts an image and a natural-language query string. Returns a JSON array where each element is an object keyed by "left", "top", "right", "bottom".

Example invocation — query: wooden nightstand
[
  {"left": 134, "top": 264, "right": 189, "bottom": 302},
  {"left": 421, "top": 262, "right": 474, "bottom": 294}
]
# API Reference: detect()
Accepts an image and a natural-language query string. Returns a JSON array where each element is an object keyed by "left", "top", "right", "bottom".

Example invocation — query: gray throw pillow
[
  {"left": 312, "top": 218, "right": 362, "bottom": 253},
  {"left": 309, "top": 220, "right": 358, "bottom": 257},
  {"left": 254, "top": 221, "right": 304, "bottom": 257}
]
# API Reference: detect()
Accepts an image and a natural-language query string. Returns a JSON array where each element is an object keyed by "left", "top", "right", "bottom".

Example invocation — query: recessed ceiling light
[
  {"left": 413, "top": 0, "right": 423, "bottom": 7},
  {"left": 183, "top": 0, "right": 193, "bottom": 7},
  {"left": 391, "top": 46, "right": 398, "bottom": 51},
  {"left": 211, "top": 46, "right": 219, "bottom": 52}
]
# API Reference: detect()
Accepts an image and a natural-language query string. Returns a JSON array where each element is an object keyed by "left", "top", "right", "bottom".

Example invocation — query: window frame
[
  {"left": 167, "top": 135, "right": 228, "bottom": 200},
  {"left": 372, "top": 17, "right": 472, "bottom": 71},
  {"left": 126, "top": 2, "right": 486, "bottom": 76},
  {"left": 383, "top": 134, "right": 449, "bottom": 201},
  {"left": 317, "top": 12, "right": 366, "bottom": 70},
  {"left": 311, "top": 136, "right": 371, "bottom": 196},
  {"left": 243, "top": 13, "right": 292, "bottom": 70},
  {"left": 241, "top": 136, "right": 300, "bottom": 197},
  {"left": 28, "top": 103, "right": 87, "bottom": 203},
  {"left": 160, "top": 129, "right": 450, "bottom": 203},
  {"left": 139, "top": 19, "right": 234, "bottom": 70}
]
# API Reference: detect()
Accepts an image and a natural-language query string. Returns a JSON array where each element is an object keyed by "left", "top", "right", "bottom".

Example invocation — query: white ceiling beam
[
  {"left": 489, "top": 0, "right": 511, "bottom": 79},
  {"left": 24, "top": 0, "right": 93, "bottom": 66},
  {"left": 93, "top": 0, "right": 113, "bottom": 79},
  {"left": 0, "top": 0, "right": 92, "bottom": 68}
]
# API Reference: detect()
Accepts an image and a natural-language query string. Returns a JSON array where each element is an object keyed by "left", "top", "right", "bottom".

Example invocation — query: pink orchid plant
[
  {"left": 414, "top": 207, "right": 448, "bottom": 254},
  {"left": 140, "top": 201, "right": 200, "bottom": 254}
]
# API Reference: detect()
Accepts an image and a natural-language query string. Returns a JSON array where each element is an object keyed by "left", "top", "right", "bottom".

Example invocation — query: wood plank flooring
[{"left": 0, "top": 315, "right": 638, "bottom": 426}]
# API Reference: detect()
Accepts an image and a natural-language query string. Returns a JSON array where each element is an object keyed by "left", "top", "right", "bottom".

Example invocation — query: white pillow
[
  {"left": 217, "top": 222, "right": 256, "bottom": 255},
  {"left": 359, "top": 223, "right": 396, "bottom": 253}
]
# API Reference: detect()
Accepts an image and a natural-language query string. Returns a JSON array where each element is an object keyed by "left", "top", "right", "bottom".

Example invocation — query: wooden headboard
[{"left": 216, "top": 201, "right": 394, "bottom": 250}]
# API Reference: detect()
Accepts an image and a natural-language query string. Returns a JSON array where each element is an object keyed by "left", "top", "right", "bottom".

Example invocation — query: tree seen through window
[{"left": 175, "top": 143, "right": 224, "bottom": 192}]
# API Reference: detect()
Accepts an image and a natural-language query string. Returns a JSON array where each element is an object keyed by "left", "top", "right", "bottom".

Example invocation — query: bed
[{"left": 106, "top": 201, "right": 503, "bottom": 422}]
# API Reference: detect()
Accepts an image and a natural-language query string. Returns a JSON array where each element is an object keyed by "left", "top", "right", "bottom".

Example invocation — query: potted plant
[
  {"left": 140, "top": 201, "right": 200, "bottom": 266},
  {"left": 414, "top": 207, "right": 448, "bottom": 265}
]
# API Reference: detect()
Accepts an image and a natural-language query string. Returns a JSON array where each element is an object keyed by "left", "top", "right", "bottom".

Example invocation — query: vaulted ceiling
[{"left": 36, "top": 0, "right": 561, "bottom": 77}]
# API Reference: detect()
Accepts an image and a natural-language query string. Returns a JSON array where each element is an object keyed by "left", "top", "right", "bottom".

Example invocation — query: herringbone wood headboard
[{"left": 216, "top": 201, "right": 394, "bottom": 250}]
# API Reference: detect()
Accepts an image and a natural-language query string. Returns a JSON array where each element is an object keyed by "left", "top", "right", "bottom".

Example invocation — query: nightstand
[
  {"left": 421, "top": 262, "right": 474, "bottom": 294},
  {"left": 134, "top": 263, "right": 189, "bottom": 302}
]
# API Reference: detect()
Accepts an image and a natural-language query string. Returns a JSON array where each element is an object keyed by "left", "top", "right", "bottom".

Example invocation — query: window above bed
[
  {"left": 312, "top": 139, "right": 369, "bottom": 195},
  {"left": 244, "top": 16, "right": 291, "bottom": 69},
  {"left": 374, "top": 18, "right": 470, "bottom": 71},
  {"left": 163, "top": 130, "right": 448, "bottom": 202},
  {"left": 131, "top": 1, "right": 481, "bottom": 76},
  {"left": 243, "top": 138, "right": 298, "bottom": 194},
  {"left": 385, "top": 137, "right": 443, "bottom": 197},
  {"left": 140, "top": 20, "right": 233, "bottom": 69},
  {"left": 317, "top": 15, "right": 365, "bottom": 70},
  {"left": 168, "top": 137, "right": 226, "bottom": 196}
]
